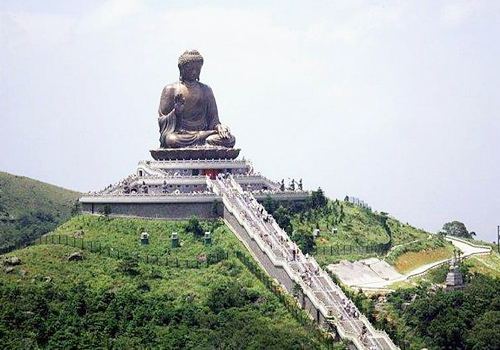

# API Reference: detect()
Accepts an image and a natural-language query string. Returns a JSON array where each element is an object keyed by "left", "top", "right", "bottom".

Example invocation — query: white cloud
[
  {"left": 441, "top": 0, "right": 499, "bottom": 27},
  {"left": 442, "top": 1, "right": 479, "bottom": 27},
  {"left": 78, "top": 0, "right": 147, "bottom": 33},
  {"left": 306, "top": 4, "right": 404, "bottom": 43},
  {"left": 8, "top": 12, "right": 76, "bottom": 48}
]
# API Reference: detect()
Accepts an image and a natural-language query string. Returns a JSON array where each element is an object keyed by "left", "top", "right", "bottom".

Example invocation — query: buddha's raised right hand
[{"left": 173, "top": 94, "right": 185, "bottom": 116}]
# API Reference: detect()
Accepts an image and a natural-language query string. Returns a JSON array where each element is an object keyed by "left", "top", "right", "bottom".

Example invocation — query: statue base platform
[{"left": 150, "top": 147, "right": 240, "bottom": 160}]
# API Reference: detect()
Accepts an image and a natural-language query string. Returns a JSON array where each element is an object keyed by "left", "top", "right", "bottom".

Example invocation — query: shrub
[
  {"left": 186, "top": 216, "right": 203, "bottom": 237},
  {"left": 206, "top": 280, "right": 248, "bottom": 313},
  {"left": 118, "top": 255, "right": 139, "bottom": 276}
]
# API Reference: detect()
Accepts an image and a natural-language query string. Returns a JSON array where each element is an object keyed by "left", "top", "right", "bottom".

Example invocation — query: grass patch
[
  {"left": 48, "top": 215, "right": 239, "bottom": 261},
  {"left": 385, "top": 234, "right": 451, "bottom": 265},
  {"left": 466, "top": 251, "right": 500, "bottom": 278},
  {"left": 392, "top": 245, "right": 454, "bottom": 274}
]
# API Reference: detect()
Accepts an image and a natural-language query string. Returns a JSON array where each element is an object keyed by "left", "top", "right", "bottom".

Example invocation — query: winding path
[{"left": 329, "top": 236, "right": 492, "bottom": 290}]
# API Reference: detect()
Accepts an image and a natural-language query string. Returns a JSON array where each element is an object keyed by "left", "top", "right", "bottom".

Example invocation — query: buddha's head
[{"left": 178, "top": 50, "right": 204, "bottom": 82}]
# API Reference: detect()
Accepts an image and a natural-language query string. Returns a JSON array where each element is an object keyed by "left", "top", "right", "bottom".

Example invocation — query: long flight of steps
[{"left": 207, "top": 175, "right": 398, "bottom": 350}]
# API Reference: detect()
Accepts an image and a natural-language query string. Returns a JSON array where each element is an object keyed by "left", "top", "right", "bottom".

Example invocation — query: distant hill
[{"left": 0, "top": 171, "right": 81, "bottom": 249}]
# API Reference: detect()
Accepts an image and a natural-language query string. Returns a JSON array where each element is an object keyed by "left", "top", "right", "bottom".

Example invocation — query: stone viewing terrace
[
  {"left": 80, "top": 156, "right": 309, "bottom": 220},
  {"left": 84, "top": 155, "right": 305, "bottom": 198},
  {"left": 209, "top": 175, "right": 398, "bottom": 350}
]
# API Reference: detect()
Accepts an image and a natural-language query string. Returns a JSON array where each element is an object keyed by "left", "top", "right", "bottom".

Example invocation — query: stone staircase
[{"left": 208, "top": 175, "right": 398, "bottom": 350}]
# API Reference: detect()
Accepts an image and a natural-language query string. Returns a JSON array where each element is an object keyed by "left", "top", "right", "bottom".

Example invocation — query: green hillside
[
  {"left": 378, "top": 267, "right": 500, "bottom": 350},
  {"left": 0, "top": 171, "right": 81, "bottom": 250},
  {"left": 264, "top": 191, "right": 442, "bottom": 265},
  {"left": 0, "top": 215, "right": 341, "bottom": 349}
]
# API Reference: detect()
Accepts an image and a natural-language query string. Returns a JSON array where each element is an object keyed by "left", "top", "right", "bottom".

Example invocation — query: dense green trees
[
  {"left": 263, "top": 195, "right": 319, "bottom": 255},
  {"left": 0, "top": 278, "right": 324, "bottom": 349},
  {"left": 262, "top": 189, "right": 327, "bottom": 254},
  {"left": 440, "top": 221, "right": 475, "bottom": 239},
  {"left": 467, "top": 311, "right": 500, "bottom": 350},
  {"left": 386, "top": 274, "right": 500, "bottom": 350},
  {"left": 0, "top": 209, "right": 59, "bottom": 250},
  {"left": 292, "top": 231, "right": 316, "bottom": 254},
  {"left": 307, "top": 188, "right": 328, "bottom": 209},
  {"left": 273, "top": 206, "right": 293, "bottom": 233}
]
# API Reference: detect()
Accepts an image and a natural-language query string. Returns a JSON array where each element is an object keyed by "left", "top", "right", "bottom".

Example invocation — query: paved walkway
[{"left": 328, "top": 236, "right": 491, "bottom": 290}]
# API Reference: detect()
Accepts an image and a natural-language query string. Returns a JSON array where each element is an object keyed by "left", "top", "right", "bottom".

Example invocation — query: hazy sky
[{"left": 1, "top": 0, "right": 499, "bottom": 242}]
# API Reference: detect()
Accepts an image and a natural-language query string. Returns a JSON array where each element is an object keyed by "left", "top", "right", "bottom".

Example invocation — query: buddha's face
[{"left": 180, "top": 62, "right": 202, "bottom": 82}]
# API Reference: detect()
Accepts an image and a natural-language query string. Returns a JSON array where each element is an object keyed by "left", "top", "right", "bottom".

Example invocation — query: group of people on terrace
[{"left": 89, "top": 174, "right": 137, "bottom": 195}]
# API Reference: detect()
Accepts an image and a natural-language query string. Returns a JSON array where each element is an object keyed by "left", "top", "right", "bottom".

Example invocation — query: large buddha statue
[{"left": 157, "top": 50, "right": 236, "bottom": 149}]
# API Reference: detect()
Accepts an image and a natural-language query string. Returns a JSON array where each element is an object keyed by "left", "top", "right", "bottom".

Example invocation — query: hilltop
[{"left": 0, "top": 171, "right": 81, "bottom": 250}]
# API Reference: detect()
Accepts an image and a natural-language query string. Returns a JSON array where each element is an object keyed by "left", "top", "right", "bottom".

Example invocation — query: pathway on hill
[
  {"left": 208, "top": 175, "right": 397, "bottom": 350},
  {"left": 388, "top": 235, "right": 432, "bottom": 251},
  {"left": 329, "top": 236, "right": 491, "bottom": 290}
]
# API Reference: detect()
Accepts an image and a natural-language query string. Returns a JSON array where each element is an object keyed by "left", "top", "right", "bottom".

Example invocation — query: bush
[
  {"left": 273, "top": 206, "right": 293, "bottom": 234},
  {"left": 207, "top": 246, "right": 226, "bottom": 263},
  {"left": 308, "top": 188, "right": 327, "bottom": 209},
  {"left": 100, "top": 205, "right": 112, "bottom": 217},
  {"left": 263, "top": 195, "right": 279, "bottom": 214},
  {"left": 118, "top": 255, "right": 139, "bottom": 276},
  {"left": 186, "top": 216, "right": 203, "bottom": 237},
  {"left": 206, "top": 280, "right": 249, "bottom": 313},
  {"left": 291, "top": 231, "right": 316, "bottom": 255}
]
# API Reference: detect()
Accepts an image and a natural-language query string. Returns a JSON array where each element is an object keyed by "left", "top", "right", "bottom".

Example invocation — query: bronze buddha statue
[{"left": 157, "top": 50, "right": 236, "bottom": 149}]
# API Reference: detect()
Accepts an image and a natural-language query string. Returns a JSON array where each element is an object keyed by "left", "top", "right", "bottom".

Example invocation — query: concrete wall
[
  {"left": 80, "top": 194, "right": 304, "bottom": 220},
  {"left": 82, "top": 201, "right": 224, "bottom": 220}
]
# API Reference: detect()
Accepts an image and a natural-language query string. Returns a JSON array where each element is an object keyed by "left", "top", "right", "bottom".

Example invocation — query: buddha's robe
[{"left": 158, "top": 81, "right": 236, "bottom": 148}]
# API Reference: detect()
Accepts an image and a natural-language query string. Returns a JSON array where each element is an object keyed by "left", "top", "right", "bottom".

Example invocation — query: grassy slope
[
  {"left": 293, "top": 201, "right": 431, "bottom": 246},
  {"left": 0, "top": 171, "right": 81, "bottom": 248},
  {"left": 48, "top": 215, "right": 238, "bottom": 260},
  {"left": 0, "top": 215, "right": 339, "bottom": 349},
  {"left": 392, "top": 245, "right": 455, "bottom": 274},
  {"left": 466, "top": 251, "right": 500, "bottom": 278},
  {"left": 292, "top": 199, "right": 439, "bottom": 265},
  {"left": 0, "top": 171, "right": 80, "bottom": 218},
  {"left": 292, "top": 201, "right": 389, "bottom": 246}
]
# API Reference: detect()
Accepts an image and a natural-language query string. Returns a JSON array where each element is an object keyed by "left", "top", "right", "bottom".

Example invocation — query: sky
[{"left": 1, "top": 0, "right": 499, "bottom": 242}]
